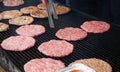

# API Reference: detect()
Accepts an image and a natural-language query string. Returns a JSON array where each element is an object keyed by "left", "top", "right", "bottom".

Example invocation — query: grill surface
[{"left": 0, "top": 0, "right": 120, "bottom": 72}]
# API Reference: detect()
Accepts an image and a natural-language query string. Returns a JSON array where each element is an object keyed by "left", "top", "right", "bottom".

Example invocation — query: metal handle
[
  {"left": 46, "top": 0, "right": 55, "bottom": 28},
  {"left": 49, "top": 0, "right": 58, "bottom": 19}
]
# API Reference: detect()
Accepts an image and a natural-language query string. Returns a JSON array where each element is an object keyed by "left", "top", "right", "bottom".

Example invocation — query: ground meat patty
[
  {"left": 69, "top": 58, "right": 112, "bottom": 72},
  {"left": 56, "top": 5, "right": 71, "bottom": 15},
  {"left": 30, "top": 10, "right": 48, "bottom": 18},
  {"left": 16, "top": 25, "right": 45, "bottom": 37},
  {"left": 80, "top": 20, "right": 110, "bottom": 33},
  {"left": 3, "top": 0, "right": 24, "bottom": 6},
  {"left": 1, "top": 36, "right": 35, "bottom": 51},
  {"left": 37, "top": 3, "right": 58, "bottom": 10},
  {"left": 24, "top": 58, "right": 65, "bottom": 72},
  {"left": 0, "top": 22, "right": 9, "bottom": 32},
  {"left": 38, "top": 40, "right": 74, "bottom": 57},
  {"left": 56, "top": 27, "right": 88, "bottom": 41},
  {"left": 20, "top": 6, "right": 39, "bottom": 14},
  {"left": 9, "top": 16, "right": 34, "bottom": 25},
  {"left": 1, "top": 10, "right": 22, "bottom": 19}
]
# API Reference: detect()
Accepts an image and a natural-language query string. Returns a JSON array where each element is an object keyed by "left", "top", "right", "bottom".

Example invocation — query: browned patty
[
  {"left": 1, "top": 10, "right": 22, "bottom": 19},
  {"left": 0, "top": 22, "right": 9, "bottom": 32},
  {"left": 37, "top": 3, "right": 58, "bottom": 10},
  {"left": 30, "top": 10, "right": 48, "bottom": 18},
  {"left": 37, "top": 3, "right": 71, "bottom": 15},
  {"left": 20, "top": 6, "right": 39, "bottom": 14},
  {"left": 69, "top": 58, "right": 112, "bottom": 72},
  {"left": 3, "top": 0, "right": 24, "bottom": 6},
  {"left": 55, "top": 5, "right": 71, "bottom": 15},
  {"left": 9, "top": 16, "right": 34, "bottom": 25}
]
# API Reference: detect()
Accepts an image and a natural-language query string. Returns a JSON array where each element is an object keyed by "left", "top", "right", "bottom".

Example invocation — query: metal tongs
[{"left": 45, "top": 0, "right": 58, "bottom": 28}]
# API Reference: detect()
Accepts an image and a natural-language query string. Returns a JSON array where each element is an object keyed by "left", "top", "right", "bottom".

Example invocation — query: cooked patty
[
  {"left": 3, "top": 0, "right": 24, "bottom": 6},
  {"left": 16, "top": 24, "right": 45, "bottom": 37},
  {"left": 1, "top": 36, "right": 36, "bottom": 51},
  {"left": 55, "top": 5, "right": 71, "bottom": 15},
  {"left": 20, "top": 6, "right": 38, "bottom": 14},
  {"left": 56, "top": 27, "right": 88, "bottom": 41},
  {"left": 37, "top": 3, "right": 58, "bottom": 10},
  {"left": 38, "top": 40, "right": 74, "bottom": 57},
  {"left": 2, "top": 10, "right": 22, "bottom": 19},
  {"left": 0, "top": 22, "right": 9, "bottom": 32},
  {"left": 9, "top": 16, "right": 34, "bottom": 25},
  {"left": 30, "top": 10, "right": 48, "bottom": 18},
  {"left": 80, "top": 20, "right": 110, "bottom": 33},
  {"left": 24, "top": 58, "right": 65, "bottom": 72},
  {"left": 37, "top": 3, "right": 71, "bottom": 15},
  {"left": 69, "top": 58, "right": 112, "bottom": 72}
]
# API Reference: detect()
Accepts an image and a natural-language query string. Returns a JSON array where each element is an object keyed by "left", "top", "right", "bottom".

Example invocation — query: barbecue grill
[{"left": 0, "top": 0, "right": 120, "bottom": 72}]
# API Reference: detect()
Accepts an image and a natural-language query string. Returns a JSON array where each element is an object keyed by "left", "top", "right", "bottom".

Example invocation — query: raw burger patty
[
  {"left": 69, "top": 58, "right": 112, "bottom": 72},
  {"left": 24, "top": 58, "right": 65, "bottom": 72},
  {"left": 16, "top": 24, "right": 45, "bottom": 37},
  {"left": 56, "top": 27, "right": 88, "bottom": 41},
  {"left": 1, "top": 36, "right": 35, "bottom": 51},
  {"left": 81, "top": 20, "right": 110, "bottom": 33},
  {"left": 38, "top": 40, "right": 74, "bottom": 57}
]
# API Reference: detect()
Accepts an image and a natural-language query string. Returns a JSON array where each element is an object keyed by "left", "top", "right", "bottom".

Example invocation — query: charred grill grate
[{"left": 0, "top": 0, "right": 120, "bottom": 72}]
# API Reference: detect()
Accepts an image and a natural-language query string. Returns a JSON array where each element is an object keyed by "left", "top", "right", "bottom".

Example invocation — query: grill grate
[{"left": 0, "top": 0, "right": 120, "bottom": 72}]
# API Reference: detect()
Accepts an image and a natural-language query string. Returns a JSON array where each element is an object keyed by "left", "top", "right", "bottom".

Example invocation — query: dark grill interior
[{"left": 0, "top": 0, "right": 120, "bottom": 72}]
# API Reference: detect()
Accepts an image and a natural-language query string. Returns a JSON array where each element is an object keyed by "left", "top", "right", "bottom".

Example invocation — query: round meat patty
[
  {"left": 1, "top": 36, "right": 35, "bottom": 51},
  {"left": 20, "top": 6, "right": 39, "bottom": 14},
  {"left": 38, "top": 40, "right": 74, "bottom": 57},
  {"left": 2, "top": 10, "right": 22, "bottom": 19},
  {"left": 24, "top": 58, "right": 65, "bottom": 72},
  {"left": 0, "top": 22, "right": 9, "bottom": 32},
  {"left": 56, "top": 5, "right": 71, "bottom": 15},
  {"left": 80, "top": 20, "right": 110, "bottom": 33},
  {"left": 3, "top": 0, "right": 24, "bottom": 6},
  {"left": 30, "top": 10, "right": 48, "bottom": 18},
  {"left": 69, "top": 58, "right": 112, "bottom": 72},
  {"left": 37, "top": 3, "right": 58, "bottom": 10},
  {"left": 9, "top": 16, "right": 34, "bottom": 25},
  {"left": 56, "top": 27, "right": 88, "bottom": 41},
  {"left": 16, "top": 25, "right": 45, "bottom": 37}
]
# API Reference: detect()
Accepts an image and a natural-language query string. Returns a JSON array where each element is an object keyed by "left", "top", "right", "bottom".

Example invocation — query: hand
[{"left": 41, "top": 0, "right": 46, "bottom": 3}]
